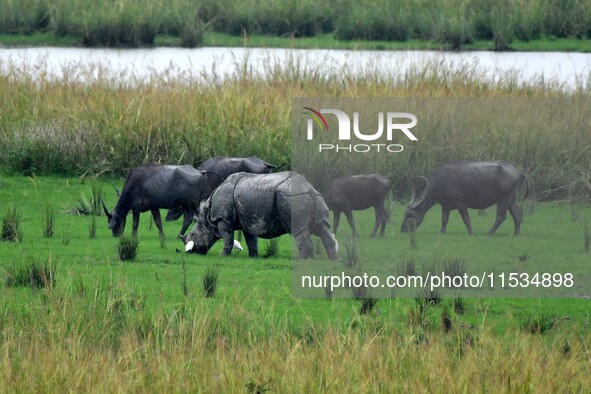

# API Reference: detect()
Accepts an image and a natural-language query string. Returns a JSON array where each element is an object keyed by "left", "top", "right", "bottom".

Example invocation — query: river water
[{"left": 1, "top": 46, "right": 590, "bottom": 89}]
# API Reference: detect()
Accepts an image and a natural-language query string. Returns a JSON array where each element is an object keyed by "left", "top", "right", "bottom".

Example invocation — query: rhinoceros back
[{"left": 208, "top": 171, "right": 328, "bottom": 238}]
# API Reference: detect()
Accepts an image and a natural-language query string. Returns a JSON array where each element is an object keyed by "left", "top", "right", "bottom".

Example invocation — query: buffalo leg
[
  {"left": 333, "top": 211, "right": 341, "bottom": 235},
  {"left": 131, "top": 210, "right": 141, "bottom": 237},
  {"left": 344, "top": 210, "right": 357, "bottom": 237},
  {"left": 488, "top": 204, "right": 508, "bottom": 236},
  {"left": 179, "top": 211, "right": 193, "bottom": 237},
  {"left": 310, "top": 223, "right": 339, "bottom": 261},
  {"left": 458, "top": 207, "right": 473, "bottom": 235},
  {"left": 508, "top": 202, "right": 523, "bottom": 235},
  {"left": 379, "top": 208, "right": 388, "bottom": 237},
  {"left": 441, "top": 209, "right": 450, "bottom": 234},
  {"left": 151, "top": 209, "right": 165, "bottom": 240},
  {"left": 243, "top": 232, "right": 259, "bottom": 258},
  {"left": 371, "top": 207, "right": 381, "bottom": 237}
]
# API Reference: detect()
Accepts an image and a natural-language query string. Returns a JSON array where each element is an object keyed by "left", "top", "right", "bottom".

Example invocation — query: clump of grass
[
  {"left": 62, "top": 225, "right": 71, "bottom": 246},
  {"left": 42, "top": 205, "right": 56, "bottom": 238},
  {"left": 453, "top": 297, "right": 465, "bottom": 315},
  {"left": 68, "top": 184, "right": 103, "bottom": 216},
  {"left": 5, "top": 257, "right": 56, "bottom": 289},
  {"left": 202, "top": 265, "right": 219, "bottom": 297},
  {"left": 1, "top": 205, "right": 23, "bottom": 243},
  {"left": 117, "top": 235, "right": 139, "bottom": 261},
  {"left": 584, "top": 221, "right": 590, "bottom": 253},
  {"left": 359, "top": 297, "right": 379, "bottom": 315},
  {"left": 343, "top": 236, "right": 359, "bottom": 270},
  {"left": 443, "top": 258, "right": 466, "bottom": 288},
  {"left": 88, "top": 215, "right": 97, "bottom": 239},
  {"left": 520, "top": 312, "right": 559, "bottom": 334},
  {"left": 263, "top": 238, "right": 280, "bottom": 258}
]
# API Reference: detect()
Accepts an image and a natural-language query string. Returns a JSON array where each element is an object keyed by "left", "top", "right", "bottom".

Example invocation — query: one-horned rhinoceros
[
  {"left": 182, "top": 171, "right": 339, "bottom": 260},
  {"left": 102, "top": 164, "right": 206, "bottom": 238},
  {"left": 400, "top": 160, "right": 529, "bottom": 235}
]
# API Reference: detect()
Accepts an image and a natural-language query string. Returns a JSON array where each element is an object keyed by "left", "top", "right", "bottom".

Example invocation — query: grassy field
[
  {"left": 1, "top": 0, "right": 591, "bottom": 51},
  {"left": 1, "top": 175, "right": 591, "bottom": 391},
  {"left": 1, "top": 33, "right": 591, "bottom": 389}
]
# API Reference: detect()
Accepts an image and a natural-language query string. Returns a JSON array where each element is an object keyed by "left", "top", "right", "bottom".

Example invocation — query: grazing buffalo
[
  {"left": 102, "top": 164, "right": 206, "bottom": 238},
  {"left": 323, "top": 174, "right": 392, "bottom": 237},
  {"left": 401, "top": 160, "right": 529, "bottom": 235},
  {"left": 182, "top": 171, "right": 339, "bottom": 260},
  {"left": 166, "top": 156, "right": 278, "bottom": 222}
]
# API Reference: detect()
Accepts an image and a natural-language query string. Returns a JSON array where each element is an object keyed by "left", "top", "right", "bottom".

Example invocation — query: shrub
[
  {"left": 6, "top": 257, "right": 56, "bottom": 289},
  {"left": 42, "top": 205, "right": 56, "bottom": 238},
  {"left": 1, "top": 206, "right": 23, "bottom": 243},
  {"left": 117, "top": 235, "right": 139, "bottom": 261},
  {"left": 263, "top": 238, "right": 280, "bottom": 258},
  {"left": 202, "top": 265, "right": 219, "bottom": 297}
]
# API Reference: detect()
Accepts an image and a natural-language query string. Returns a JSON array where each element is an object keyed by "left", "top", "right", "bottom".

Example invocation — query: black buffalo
[
  {"left": 401, "top": 160, "right": 529, "bottom": 235},
  {"left": 323, "top": 174, "right": 392, "bottom": 237},
  {"left": 165, "top": 156, "right": 277, "bottom": 222},
  {"left": 102, "top": 164, "right": 206, "bottom": 238}
]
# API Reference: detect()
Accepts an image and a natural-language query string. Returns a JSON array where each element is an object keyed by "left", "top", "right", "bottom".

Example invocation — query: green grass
[
  {"left": 3, "top": 31, "right": 591, "bottom": 52},
  {"left": 1, "top": 175, "right": 591, "bottom": 390}
]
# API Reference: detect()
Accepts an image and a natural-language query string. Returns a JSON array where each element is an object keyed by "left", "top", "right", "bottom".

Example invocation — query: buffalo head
[{"left": 102, "top": 199, "right": 125, "bottom": 237}]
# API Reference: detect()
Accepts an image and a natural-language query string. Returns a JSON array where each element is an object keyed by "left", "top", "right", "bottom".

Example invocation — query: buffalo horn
[
  {"left": 113, "top": 185, "right": 120, "bottom": 197},
  {"left": 101, "top": 198, "right": 112, "bottom": 220}
]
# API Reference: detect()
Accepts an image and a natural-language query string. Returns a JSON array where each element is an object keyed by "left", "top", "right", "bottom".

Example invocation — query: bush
[
  {"left": 6, "top": 258, "right": 56, "bottom": 289},
  {"left": 1, "top": 206, "right": 23, "bottom": 243},
  {"left": 117, "top": 235, "right": 139, "bottom": 261},
  {"left": 202, "top": 265, "right": 219, "bottom": 297}
]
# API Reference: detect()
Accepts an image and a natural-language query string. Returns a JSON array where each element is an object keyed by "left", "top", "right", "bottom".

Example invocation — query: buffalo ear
[{"left": 101, "top": 197, "right": 112, "bottom": 220}]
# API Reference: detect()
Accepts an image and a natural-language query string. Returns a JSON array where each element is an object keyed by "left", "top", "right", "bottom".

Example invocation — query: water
[{"left": 1, "top": 46, "right": 590, "bottom": 89}]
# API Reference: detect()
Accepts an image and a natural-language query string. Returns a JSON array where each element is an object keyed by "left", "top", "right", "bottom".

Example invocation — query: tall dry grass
[
  {"left": 1, "top": 281, "right": 590, "bottom": 392},
  {"left": 0, "top": 54, "right": 590, "bottom": 200}
]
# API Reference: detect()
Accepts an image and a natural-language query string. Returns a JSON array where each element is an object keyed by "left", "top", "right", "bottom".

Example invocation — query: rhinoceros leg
[
  {"left": 218, "top": 222, "right": 235, "bottom": 256},
  {"left": 243, "top": 232, "right": 259, "bottom": 257},
  {"left": 293, "top": 230, "right": 314, "bottom": 259},
  {"left": 151, "top": 209, "right": 165, "bottom": 240},
  {"left": 309, "top": 223, "right": 339, "bottom": 261}
]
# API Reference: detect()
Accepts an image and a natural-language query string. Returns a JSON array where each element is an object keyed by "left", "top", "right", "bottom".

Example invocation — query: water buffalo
[
  {"left": 323, "top": 174, "right": 392, "bottom": 237},
  {"left": 102, "top": 164, "right": 206, "bottom": 238},
  {"left": 182, "top": 171, "right": 339, "bottom": 260},
  {"left": 165, "top": 156, "right": 278, "bottom": 222},
  {"left": 401, "top": 160, "right": 529, "bottom": 235}
]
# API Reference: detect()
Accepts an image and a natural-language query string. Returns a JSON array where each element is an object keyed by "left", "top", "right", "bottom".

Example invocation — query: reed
[{"left": 0, "top": 55, "right": 589, "bottom": 201}]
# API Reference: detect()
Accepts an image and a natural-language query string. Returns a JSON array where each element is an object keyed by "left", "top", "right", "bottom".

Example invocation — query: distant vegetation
[
  {"left": 0, "top": 55, "right": 590, "bottom": 201},
  {"left": 0, "top": 0, "right": 591, "bottom": 49}
]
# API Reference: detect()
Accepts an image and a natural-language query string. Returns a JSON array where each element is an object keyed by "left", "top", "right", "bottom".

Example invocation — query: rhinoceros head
[{"left": 183, "top": 200, "right": 219, "bottom": 254}]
